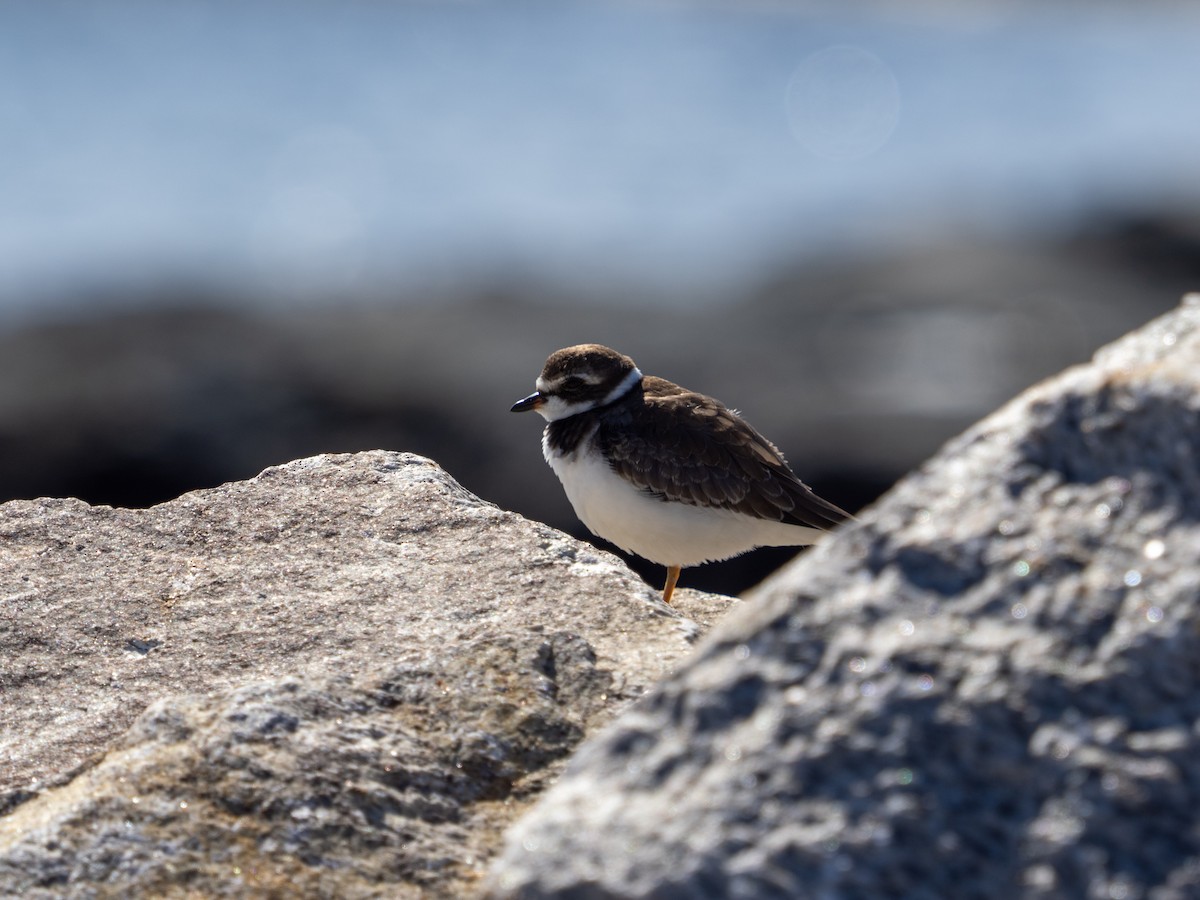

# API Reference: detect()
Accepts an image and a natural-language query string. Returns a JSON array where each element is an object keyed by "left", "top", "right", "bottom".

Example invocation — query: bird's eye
[{"left": 561, "top": 376, "right": 586, "bottom": 390}]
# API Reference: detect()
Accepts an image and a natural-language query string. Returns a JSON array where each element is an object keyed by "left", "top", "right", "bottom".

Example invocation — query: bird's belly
[{"left": 545, "top": 447, "right": 822, "bottom": 567}]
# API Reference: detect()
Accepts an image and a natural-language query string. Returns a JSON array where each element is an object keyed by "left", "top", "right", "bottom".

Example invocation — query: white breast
[{"left": 542, "top": 429, "right": 824, "bottom": 567}]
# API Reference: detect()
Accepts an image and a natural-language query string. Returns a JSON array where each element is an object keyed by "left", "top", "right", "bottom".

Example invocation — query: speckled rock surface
[
  {"left": 0, "top": 452, "right": 734, "bottom": 898},
  {"left": 488, "top": 296, "right": 1200, "bottom": 900}
]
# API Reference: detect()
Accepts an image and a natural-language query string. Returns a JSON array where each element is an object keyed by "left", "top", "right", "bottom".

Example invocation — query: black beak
[{"left": 510, "top": 391, "right": 545, "bottom": 413}]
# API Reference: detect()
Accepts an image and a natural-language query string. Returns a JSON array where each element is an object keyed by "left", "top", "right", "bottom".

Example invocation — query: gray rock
[
  {"left": 0, "top": 451, "right": 734, "bottom": 897},
  {"left": 487, "top": 295, "right": 1200, "bottom": 900}
]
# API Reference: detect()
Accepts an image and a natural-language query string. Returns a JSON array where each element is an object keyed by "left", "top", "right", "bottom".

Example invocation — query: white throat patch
[{"left": 535, "top": 395, "right": 588, "bottom": 422}]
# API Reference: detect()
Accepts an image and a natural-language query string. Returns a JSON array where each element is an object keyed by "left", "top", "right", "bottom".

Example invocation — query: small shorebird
[{"left": 511, "top": 344, "right": 851, "bottom": 603}]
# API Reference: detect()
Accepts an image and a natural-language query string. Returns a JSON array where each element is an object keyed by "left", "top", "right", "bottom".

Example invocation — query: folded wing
[{"left": 598, "top": 377, "right": 851, "bottom": 531}]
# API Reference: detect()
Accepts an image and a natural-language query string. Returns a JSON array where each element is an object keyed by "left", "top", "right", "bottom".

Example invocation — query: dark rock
[
  {"left": 1, "top": 223, "right": 1187, "bottom": 595},
  {"left": 487, "top": 295, "right": 1200, "bottom": 899}
]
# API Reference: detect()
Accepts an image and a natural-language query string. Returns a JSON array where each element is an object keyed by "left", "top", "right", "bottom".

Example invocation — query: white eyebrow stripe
[{"left": 601, "top": 366, "right": 643, "bottom": 405}]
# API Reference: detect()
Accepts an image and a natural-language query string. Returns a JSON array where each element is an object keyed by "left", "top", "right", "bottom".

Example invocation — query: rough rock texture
[
  {"left": 488, "top": 296, "right": 1200, "bottom": 900},
  {"left": 0, "top": 452, "right": 733, "bottom": 898}
]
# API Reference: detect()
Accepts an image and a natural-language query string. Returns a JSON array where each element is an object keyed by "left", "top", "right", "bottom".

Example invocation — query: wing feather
[{"left": 598, "top": 376, "right": 851, "bottom": 531}]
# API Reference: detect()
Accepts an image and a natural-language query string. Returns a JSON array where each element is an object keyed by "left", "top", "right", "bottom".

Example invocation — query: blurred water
[{"left": 2, "top": 0, "right": 1199, "bottom": 320}]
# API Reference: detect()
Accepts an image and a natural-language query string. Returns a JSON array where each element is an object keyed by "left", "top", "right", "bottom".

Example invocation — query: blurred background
[{"left": 2, "top": 0, "right": 1198, "bottom": 595}]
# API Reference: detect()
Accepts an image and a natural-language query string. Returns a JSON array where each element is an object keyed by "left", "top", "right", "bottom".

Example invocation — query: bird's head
[{"left": 510, "top": 344, "right": 643, "bottom": 421}]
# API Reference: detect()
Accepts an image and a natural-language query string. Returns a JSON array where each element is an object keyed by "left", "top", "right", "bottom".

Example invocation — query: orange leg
[{"left": 662, "top": 565, "right": 682, "bottom": 605}]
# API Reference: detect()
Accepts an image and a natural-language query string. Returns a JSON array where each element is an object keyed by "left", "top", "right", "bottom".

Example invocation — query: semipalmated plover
[{"left": 511, "top": 344, "right": 851, "bottom": 603}]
